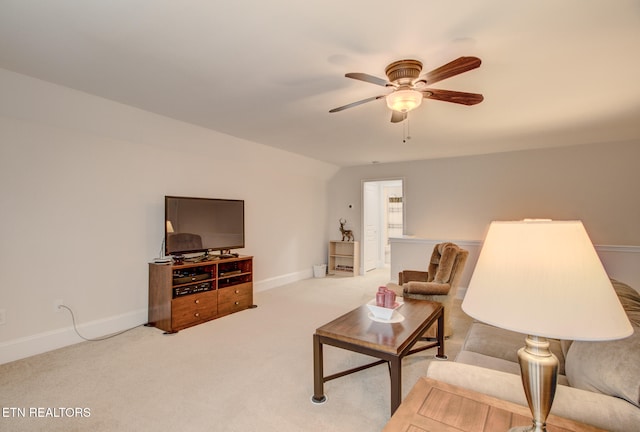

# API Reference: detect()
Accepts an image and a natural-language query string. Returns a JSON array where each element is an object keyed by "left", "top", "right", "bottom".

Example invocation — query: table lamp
[{"left": 462, "top": 219, "right": 632, "bottom": 432}]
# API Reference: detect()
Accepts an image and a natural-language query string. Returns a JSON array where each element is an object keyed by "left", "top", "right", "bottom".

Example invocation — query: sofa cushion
[
  {"left": 462, "top": 322, "right": 566, "bottom": 375},
  {"left": 560, "top": 279, "right": 640, "bottom": 358},
  {"left": 456, "top": 350, "right": 521, "bottom": 374},
  {"left": 455, "top": 350, "right": 571, "bottom": 385},
  {"left": 565, "top": 329, "right": 640, "bottom": 408},
  {"left": 611, "top": 279, "right": 640, "bottom": 327},
  {"left": 427, "top": 361, "right": 640, "bottom": 432}
]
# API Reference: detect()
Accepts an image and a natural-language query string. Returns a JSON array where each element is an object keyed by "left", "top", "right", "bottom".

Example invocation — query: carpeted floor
[{"left": 0, "top": 268, "right": 473, "bottom": 432}]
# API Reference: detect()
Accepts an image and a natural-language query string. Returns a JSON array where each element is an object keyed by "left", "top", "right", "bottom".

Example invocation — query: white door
[
  {"left": 363, "top": 182, "right": 379, "bottom": 272},
  {"left": 362, "top": 179, "right": 404, "bottom": 272}
]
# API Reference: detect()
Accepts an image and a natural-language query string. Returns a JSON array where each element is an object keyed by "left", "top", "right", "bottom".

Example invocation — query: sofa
[{"left": 424, "top": 279, "right": 640, "bottom": 432}]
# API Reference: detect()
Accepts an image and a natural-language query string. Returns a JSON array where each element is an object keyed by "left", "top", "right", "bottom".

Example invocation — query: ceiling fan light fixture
[{"left": 386, "top": 89, "right": 423, "bottom": 113}]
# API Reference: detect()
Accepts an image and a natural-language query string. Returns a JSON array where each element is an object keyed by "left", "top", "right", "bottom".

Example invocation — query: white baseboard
[
  {"left": 0, "top": 309, "right": 147, "bottom": 365},
  {"left": 1, "top": 270, "right": 315, "bottom": 365},
  {"left": 254, "top": 268, "right": 312, "bottom": 292}
]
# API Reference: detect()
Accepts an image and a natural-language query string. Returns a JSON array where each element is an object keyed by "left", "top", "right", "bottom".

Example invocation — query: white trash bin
[{"left": 313, "top": 264, "right": 327, "bottom": 278}]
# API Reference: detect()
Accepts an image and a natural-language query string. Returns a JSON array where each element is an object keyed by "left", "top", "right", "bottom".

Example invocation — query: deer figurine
[{"left": 339, "top": 219, "right": 354, "bottom": 242}]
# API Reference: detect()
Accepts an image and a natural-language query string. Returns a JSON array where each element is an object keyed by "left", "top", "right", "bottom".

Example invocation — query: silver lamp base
[
  {"left": 509, "top": 425, "right": 545, "bottom": 432},
  {"left": 509, "top": 335, "right": 559, "bottom": 432}
]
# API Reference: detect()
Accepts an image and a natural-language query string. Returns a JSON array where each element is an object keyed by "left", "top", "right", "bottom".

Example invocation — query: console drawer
[
  {"left": 218, "top": 283, "right": 252, "bottom": 315},
  {"left": 172, "top": 290, "right": 218, "bottom": 328}
]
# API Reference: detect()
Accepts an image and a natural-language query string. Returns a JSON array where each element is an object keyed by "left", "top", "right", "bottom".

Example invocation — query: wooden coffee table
[{"left": 312, "top": 298, "right": 445, "bottom": 415}]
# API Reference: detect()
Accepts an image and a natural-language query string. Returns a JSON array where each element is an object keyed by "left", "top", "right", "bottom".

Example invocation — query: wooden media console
[{"left": 148, "top": 255, "right": 254, "bottom": 333}]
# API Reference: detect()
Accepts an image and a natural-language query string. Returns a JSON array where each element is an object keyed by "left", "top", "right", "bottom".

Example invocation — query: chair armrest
[
  {"left": 404, "top": 281, "right": 451, "bottom": 295},
  {"left": 399, "top": 270, "right": 429, "bottom": 284}
]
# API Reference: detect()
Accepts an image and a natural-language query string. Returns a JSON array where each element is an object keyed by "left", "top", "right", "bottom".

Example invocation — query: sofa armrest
[
  {"left": 399, "top": 270, "right": 429, "bottom": 284},
  {"left": 426, "top": 361, "right": 640, "bottom": 432}
]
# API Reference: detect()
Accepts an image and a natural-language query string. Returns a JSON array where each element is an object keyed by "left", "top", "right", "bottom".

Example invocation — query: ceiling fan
[{"left": 329, "top": 57, "right": 484, "bottom": 123}]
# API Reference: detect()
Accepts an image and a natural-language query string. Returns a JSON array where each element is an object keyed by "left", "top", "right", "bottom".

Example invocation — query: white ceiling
[{"left": 1, "top": 1, "right": 639, "bottom": 167}]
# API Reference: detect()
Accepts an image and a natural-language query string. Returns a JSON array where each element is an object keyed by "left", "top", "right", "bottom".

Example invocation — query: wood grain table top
[
  {"left": 315, "top": 298, "right": 443, "bottom": 355},
  {"left": 382, "top": 377, "right": 607, "bottom": 432}
]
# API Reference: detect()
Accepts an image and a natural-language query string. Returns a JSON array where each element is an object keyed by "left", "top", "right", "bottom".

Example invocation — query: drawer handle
[
  {"left": 235, "top": 290, "right": 240, "bottom": 294},
  {"left": 194, "top": 299, "right": 200, "bottom": 304},
  {"left": 194, "top": 312, "right": 200, "bottom": 317},
  {"left": 234, "top": 301, "right": 240, "bottom": 305}
]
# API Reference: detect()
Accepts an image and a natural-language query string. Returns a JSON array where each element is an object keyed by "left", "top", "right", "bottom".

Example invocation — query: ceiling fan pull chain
[{"left": 403, "top": 117, "right": 411, "bottom": 143}]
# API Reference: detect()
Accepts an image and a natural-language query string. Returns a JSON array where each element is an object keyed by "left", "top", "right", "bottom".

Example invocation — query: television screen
[{"left": 165, "top": 196, "right": 244, "bottom": 256}]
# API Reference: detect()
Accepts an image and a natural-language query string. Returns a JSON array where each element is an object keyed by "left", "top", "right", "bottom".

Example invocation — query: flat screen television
[{"left": 165, "top": 196, "right": 244, "bottom": 257}]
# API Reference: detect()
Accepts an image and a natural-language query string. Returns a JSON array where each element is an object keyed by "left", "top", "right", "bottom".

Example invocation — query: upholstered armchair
[{"left": 387, "top": 242, "right": 469, "bottom": 338}]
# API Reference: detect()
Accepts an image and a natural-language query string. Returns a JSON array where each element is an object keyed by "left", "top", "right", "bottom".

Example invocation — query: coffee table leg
[
  {"left": 435, "top": 309, "right": 447, "bottom": 360},
  {"left": 390, "top": 356, "right": 402, "bottom": 415},
  {"left": 311, "top": 334, "right": 327, "bottom": 404}
]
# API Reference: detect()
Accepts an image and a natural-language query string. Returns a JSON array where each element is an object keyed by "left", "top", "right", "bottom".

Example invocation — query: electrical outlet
[
  {"left": 54, "top": 299, "right": 64, "bottom": 313},
  {"left": 0, "top": 309, "right": 6, "bottom": 325}
]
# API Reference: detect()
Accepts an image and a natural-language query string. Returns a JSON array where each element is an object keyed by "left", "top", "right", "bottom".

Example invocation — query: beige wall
[
  {"left": 2, "top": 63, "right": 638, "bottom": 363},
  {"left": 0, "top": 68, "right": 338, "bottom": 362},
  {"left": 328, "top": 140, "right": 640, "bottom": 248}
]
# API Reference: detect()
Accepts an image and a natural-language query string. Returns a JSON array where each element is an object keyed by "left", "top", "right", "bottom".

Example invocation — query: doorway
[{"left": 362, "top": 179, "right": 404, "bottom": 273}]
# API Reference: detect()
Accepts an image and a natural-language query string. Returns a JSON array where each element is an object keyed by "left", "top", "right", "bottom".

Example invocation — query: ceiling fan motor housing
[
  {"left": 329, "top": 56, "right": 483, "bottom": 116},
  {"left": 385, "top": 59, "right": 423, "bottom": 85}
]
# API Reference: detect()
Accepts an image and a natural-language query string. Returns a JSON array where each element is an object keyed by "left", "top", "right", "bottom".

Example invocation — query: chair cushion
[
  {"left": 430, "top": 242, "right": 460, "bottom": 284},
  {"left": 400, "top": 270, "right": 429, "bottom": 284}
]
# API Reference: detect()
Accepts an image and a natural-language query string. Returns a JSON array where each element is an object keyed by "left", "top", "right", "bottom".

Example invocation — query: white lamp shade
[
  {"left": 462, "top": 220, "right": 632, "bottom": 341},
  {"left": 385, "top": 89, "right": 423, "bottom": 112}
]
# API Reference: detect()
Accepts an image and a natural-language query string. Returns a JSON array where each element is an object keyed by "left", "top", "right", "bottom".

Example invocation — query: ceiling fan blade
[
  {"left": 423, "top": 56, "right": 481, "bottom": 86},
  {"left": 329, "top": 95, "right": 385, "bottom": 113},
  {"left": 423, "top": 88, "right": 484, "bottom": 106},
  {"left": 345, "top": 72, "right": 391, "bottom": 87},
  {"left": 390, "top": 111, "right": 407, "bottom": 123}
]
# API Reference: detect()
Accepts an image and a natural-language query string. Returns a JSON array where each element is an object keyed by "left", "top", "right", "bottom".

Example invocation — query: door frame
[{"left": 361, "top": 178, "right": 405, "bottom": 273}]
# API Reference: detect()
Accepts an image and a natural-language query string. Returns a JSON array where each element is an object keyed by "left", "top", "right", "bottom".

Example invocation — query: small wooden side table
[{"left": 382, "top": 377, "right": 607, "bottom": 432}]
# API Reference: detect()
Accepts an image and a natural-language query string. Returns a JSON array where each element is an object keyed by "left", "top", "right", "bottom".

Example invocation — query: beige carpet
[{"left": 0, "top": 268, "right": 473, "bottom": 432}]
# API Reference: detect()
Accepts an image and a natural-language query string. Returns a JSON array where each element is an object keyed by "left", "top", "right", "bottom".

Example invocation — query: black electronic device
[
  {"left": 165, "top": 196, "right": 244, "bottom": 257},
  {"left": 173, "top": 282, "right": 212, "bottom": 298},
  {"left": 172, "top": 272, "right": 210, "bottom": 286}
]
